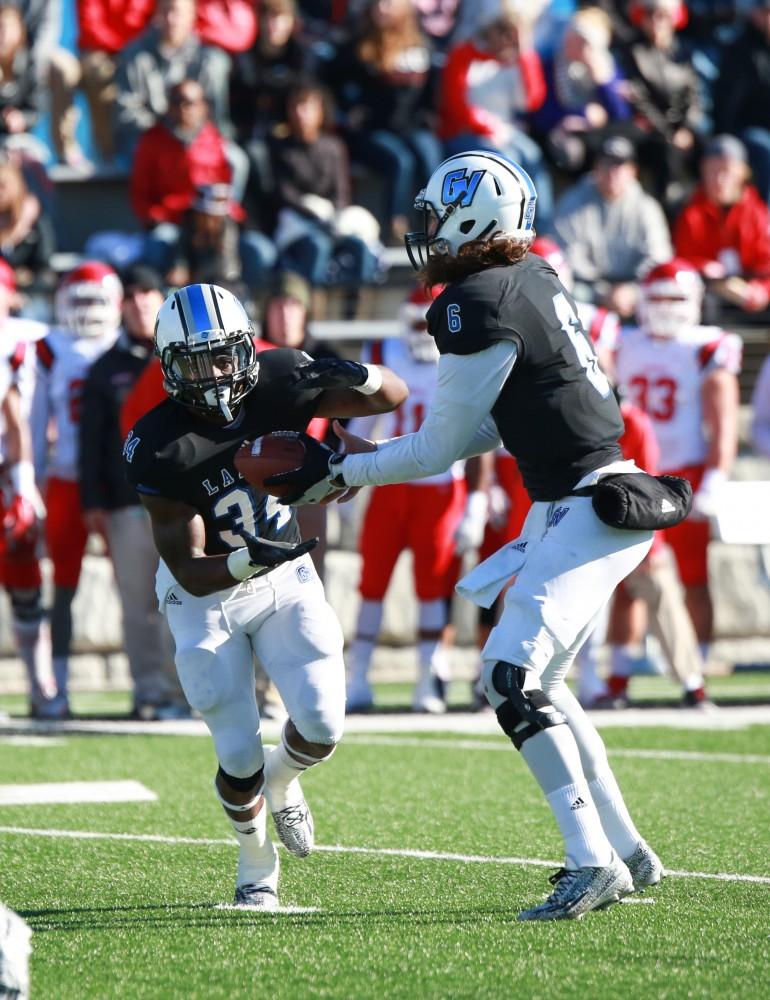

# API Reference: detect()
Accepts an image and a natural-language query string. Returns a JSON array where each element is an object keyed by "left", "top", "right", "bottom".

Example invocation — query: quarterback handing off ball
[{"left": 234, "top": 432, "right": 309, "bottom": 499}]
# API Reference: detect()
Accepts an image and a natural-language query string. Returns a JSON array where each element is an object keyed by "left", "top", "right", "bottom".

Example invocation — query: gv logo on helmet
[{"left": 441, "top": 168, "right": 486, "bottom": 207}]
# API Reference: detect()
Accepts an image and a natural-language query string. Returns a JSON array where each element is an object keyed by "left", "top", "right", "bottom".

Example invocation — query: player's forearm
[
  {"left": 164, "top": 552, "right": 243, "bottom": 598},
  {"left": 703, "top": 371, "right": 739, "bottom": 472},
  {"left": 341, "top": 346, "right": 514, "bottom": 487},
  {"left": 316, "top": 367, "right": 409, "bottom": 418}
]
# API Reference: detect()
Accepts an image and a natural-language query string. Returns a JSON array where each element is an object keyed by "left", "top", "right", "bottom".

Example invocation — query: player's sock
[
  {"left": 588, "top": 768, "right": 644, "bottom": 860},
  {"left": 264, "top": 729, "right": 331, "bottom": 810},
  {"left": 52, "top": 655, "right": 69, "bottom": 702},
  {"left": 683, "top": 673, "right": 706, "bottom": 693},
  {"left": 521, "top": 727, "right": 613, "bottom": 868},
  {"left": 348, "top": 599, "right": 383, "bottom": 684},
  {"left": 12, "top": 616, "right": 55, "bottom": 705},
  {"left": 215, "top": 781, "right": 277, "bottom": 888},
  {"left": 610, "top": 644, "right": 637, "bottom": 678},
  {"left": 699, "top": 642, "right": 710, "bottom": 665},
  {"left": 348, "top": 637, "right": 375, "bottom": 684}
]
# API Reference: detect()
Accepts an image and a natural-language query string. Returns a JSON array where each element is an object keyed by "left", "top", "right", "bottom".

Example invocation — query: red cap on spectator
[{"left": 0, "top": 258, "right": 16, "bottom": 293}]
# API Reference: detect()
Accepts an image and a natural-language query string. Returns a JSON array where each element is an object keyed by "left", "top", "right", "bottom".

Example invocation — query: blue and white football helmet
[
  {"left": 155, "top": 283, "right": 259, "bottom": 421},
  {"left": 405, "top": 150, "right": 537, "bottom": 269}
]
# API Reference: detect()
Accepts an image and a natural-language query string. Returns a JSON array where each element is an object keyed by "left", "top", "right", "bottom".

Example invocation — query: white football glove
[
  {"left": 454, "top": 491, "right": 489, "bottom": 555},
  {"left": 691, "top": 468, "right": 727, "bottom": 520}
]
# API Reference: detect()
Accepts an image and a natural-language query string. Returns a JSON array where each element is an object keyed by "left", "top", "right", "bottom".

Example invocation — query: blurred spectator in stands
[
  {"left": 752, "top": 352, "right": 770, "bottom": 457},
  {"left": 114, "top": 0, "right": 231, "bottom": 162},
  {"left": 130, "top": 79, "right": 233, "bottom": 229},
  {"left": 437, "top": 1, "right": 554, "bottom": 233},
  {"left": 413, "top": 0, "right": 466, "bottom": 54},
  {"left": 328, "top": 0, "right": 443, "bottom": 245},
  {"left": 166, "top": 181, "right": 276, "bottom": 291},
  {"left": 0, "top": 158, "right": 53, "bottom": 290},
  {"left": 269, "top": 81, "right": 381, "bottom": 287},
  {"left": 79, "top": 264, "right": 190, "bottom": 721},
  {"left": 554, "top": 135, "right": 672, "bottom": 318},
  {"left": 196, "top": 0, "right": 258, "bottom": 53},
  {"left": 713, "top": 0, "right": 770, "bottom": 207},
  {"left": 673, "top": 134, "right": 770, "bottom": 316},
  {"left": 231, "top": 0, "right": 315, "bottom": 144},
  {"left": 0, "top": 2, "right": 43, "bottom": 145},
  {"left": 48, "top": 1, "right": 155, "bottom": 167},
  {"left": 130, "top": 80, "right": 273, "bottom": 285},
  {"left": 166, "top": 182, "right": 243, "bottom": 287},
  {"left": 18, "top": 0, "right": 61, "bottom": 78},
  {"left": 230, "top": 0, "right": 319, "bottom": 230},
  {"left": 534, "top": 6, "right": 632, "bottom": 176},
  {"left": 618, "top": 0, "right": 703, "bottom": 209}
]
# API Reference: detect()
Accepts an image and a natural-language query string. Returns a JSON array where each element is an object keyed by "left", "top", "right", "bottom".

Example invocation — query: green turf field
[{"left": 1, "top": 718, "right": 768, "bottom": 999}]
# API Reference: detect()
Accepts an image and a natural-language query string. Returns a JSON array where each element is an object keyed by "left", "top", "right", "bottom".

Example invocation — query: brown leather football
[{"left": 234, "top": 432, "right": 307, "bottom": 499}]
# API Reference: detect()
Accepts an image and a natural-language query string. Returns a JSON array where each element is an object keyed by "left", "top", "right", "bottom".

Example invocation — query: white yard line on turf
[
  {"left": 341, "top": 735, "right": 770, "bottom": 765},
  {"left": 2, "top": 704, "right": 770, "bottom": 737},
  {"left": 0, "top": 736, "right": 66, "bottom": 746},
  {"left": 0, "top": 781, "right": 157, "bottom": 805},
  {"left": 1, "top": 826, "right": 768, "bottom": 885}
]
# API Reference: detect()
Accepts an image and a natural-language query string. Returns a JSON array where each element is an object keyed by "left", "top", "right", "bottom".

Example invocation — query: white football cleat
[
  {"left": 263, "top": 746, "right": 315, "bottom": 858},
  {"left": 346, "top": 676, "right": 374, "bottom": 714},
  {"left": 235, "top": 834, "right": 280, "bottom": 908},
  {"left": 518, "top": 853, "right": 634, "bottom": 921},
  {"left": 623, "top": 840, "right": 664, "bottom": 891},
  {"left": 411, "top": 673, "right": 447, "bottom": 714},
  {"left": 233, "top": 883, "right": 279, "bottom": 910}
]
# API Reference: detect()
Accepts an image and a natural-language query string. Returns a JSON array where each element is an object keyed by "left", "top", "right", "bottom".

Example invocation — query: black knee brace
[
  {"left": 9, "top": 587, "right": 44, "bottom": 625},
  {"left": 217, "top": 765, "right": 263, "bottom": 793},
  {"left": 491, "top": 662, "right": 566, "bottom": 751}
]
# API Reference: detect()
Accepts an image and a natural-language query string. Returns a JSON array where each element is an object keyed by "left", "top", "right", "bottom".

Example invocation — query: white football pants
[{"left": 158, "top": 555, "right": 345, "bottom": 779}]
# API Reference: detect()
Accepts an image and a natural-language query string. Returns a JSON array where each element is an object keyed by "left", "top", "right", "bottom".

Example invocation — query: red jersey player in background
[
  {"left": 578, "top": 396, "right": 711, "bottom": 708},
  {"left": 614, "top": 258, "right": 741, "bottom": 663},
  {"left": 344, "top": 284, "right": 467, "bottom": 714},
  {"left": 31, "top": 262, "right": 122, "bottom": 717},
  {"left": 0, "top": 259, "right": 54, "bottom": 718}
]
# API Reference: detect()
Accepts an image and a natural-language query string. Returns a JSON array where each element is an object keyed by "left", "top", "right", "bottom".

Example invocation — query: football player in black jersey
[
  {"left": 271, "top": 151, "right": 665, "bottom": 920},
  {"left": 123, "top": 282, "right": 407, "bottom": 910}
]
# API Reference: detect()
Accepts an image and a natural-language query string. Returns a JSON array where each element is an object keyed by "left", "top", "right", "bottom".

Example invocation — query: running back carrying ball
[{"left": 234, "top": 432, "right": 309, "bottom": 499}]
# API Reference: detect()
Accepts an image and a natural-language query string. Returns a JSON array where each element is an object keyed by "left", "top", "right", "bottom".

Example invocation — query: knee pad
[
  {"left": 291, "top": 708, "right": 344, "bottom": 748},
  {"left": 174, "top": 646, "right": 224, "bottom": 715},
  {"left": 490, "top": 661, "right": 567, "bottom": 751},
  {"left": 9, "top": 587, "right": 44, "bottom": 625}
]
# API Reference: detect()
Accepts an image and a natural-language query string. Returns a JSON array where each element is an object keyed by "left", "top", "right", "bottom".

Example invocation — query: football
[{"left": 234, "top": 432, "right": 307, "bottom": 499}]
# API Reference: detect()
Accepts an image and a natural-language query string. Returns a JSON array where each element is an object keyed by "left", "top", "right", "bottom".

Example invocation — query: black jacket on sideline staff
[{"left": 79, "top": 331, "right": 154, "bottom": 511}]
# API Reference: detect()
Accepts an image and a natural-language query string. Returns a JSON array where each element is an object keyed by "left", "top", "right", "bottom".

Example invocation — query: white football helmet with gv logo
[
  {"left": 155, "top": 283, "right": 259, "bottom": 422},
  {"left": 405, "top": 150, "right": 537, "bottom": 269}
]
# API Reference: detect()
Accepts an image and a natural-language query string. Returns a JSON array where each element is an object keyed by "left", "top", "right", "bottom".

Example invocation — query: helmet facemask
[
  {"left": 405, "top": 191, "right": 455, "bottom": 270},
  {"left": 159, "top": 334, "right": 259, "bottom": 422}
]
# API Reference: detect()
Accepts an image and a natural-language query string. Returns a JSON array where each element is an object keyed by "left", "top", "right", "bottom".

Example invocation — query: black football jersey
[
  {"left": 123, "top": 348, "right": 321, "bottom": 554},
  {"left": 427, "top": 255, "right": 624, "bottom": 501}
]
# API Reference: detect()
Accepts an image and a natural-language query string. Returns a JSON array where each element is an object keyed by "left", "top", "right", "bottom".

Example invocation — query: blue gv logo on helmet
[{"left": 441, "top": 168, "right": 486, "bottom": 207}]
